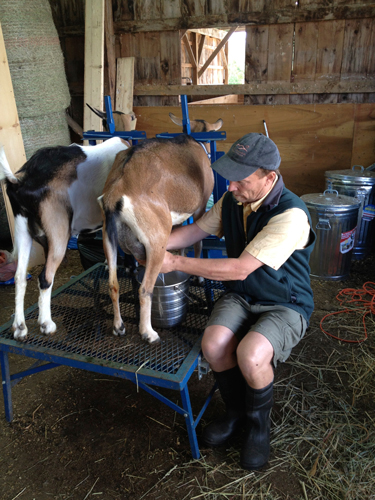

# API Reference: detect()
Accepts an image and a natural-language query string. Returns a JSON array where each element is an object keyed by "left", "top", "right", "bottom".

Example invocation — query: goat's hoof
[
  {"left": 39, "top": 320, "right": 57, "bottom": 335},
  {"left": 141, "top": 332, "right": 160, "bottom": 344},
  {"left": 113, "top": 324, "right": 126, "bottom": 337},
  {"left": 13, "top": 323, "right": 28, "bottom": 341}
]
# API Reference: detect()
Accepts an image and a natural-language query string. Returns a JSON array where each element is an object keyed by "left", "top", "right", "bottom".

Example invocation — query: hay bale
[{"left": 0, "top": 0, "right": 71, "bottom": 159}]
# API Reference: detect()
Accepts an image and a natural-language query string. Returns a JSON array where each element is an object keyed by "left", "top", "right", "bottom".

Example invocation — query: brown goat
[{"left": 99, "top": 134, "right": 214, "bottom": 343}]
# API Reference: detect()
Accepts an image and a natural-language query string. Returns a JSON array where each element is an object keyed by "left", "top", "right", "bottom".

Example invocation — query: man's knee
[
  {"left": 202, "top": 325, "right": 238, "bottom": 365},
  {"left": 236, "top": 332, "right": 274, "bottom": 378}
]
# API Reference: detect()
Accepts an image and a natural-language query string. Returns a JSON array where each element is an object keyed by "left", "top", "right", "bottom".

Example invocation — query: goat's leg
[
  {"left": 102, "top": 221, "right": 125, "bottom": 337},
  {"left": 37, "top": 215, "right": 70, "bottom": 335},
  {"left": 139, "top": 231, "right": 171, "bottom": 343},
  {"left": 12, "top": 215, "right": 33, "bottom": 340}
]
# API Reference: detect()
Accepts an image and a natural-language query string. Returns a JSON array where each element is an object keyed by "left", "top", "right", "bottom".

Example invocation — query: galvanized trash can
[
  {"left": 136, "top": 267, "right": 191, "bottom": 328},
  {"left": 325, "top": 166, "right": 375, "bottom": 259},
  {"left": 301, "top": 190, "right": 361, "bottom": 280}
]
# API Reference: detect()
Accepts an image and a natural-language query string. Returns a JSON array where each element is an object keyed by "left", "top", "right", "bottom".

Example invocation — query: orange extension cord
[{"left": 320, "top": 281, "right": 375, "bottom": 343}]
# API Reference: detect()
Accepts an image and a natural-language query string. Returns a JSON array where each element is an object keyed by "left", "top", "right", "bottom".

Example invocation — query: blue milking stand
[{"left": 0, "top": 95, "right": 229, "bottom": 459}]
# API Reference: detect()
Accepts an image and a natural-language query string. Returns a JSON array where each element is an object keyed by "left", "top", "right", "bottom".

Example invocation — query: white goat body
[
  {"left": 99, "top": 134, "right": 214, "bottom": 343},
  {"left": 0, "top": 137, "right": 129, "bottom": 340}
]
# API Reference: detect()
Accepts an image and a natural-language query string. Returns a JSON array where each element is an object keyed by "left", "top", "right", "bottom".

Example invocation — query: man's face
[{"left": 228, "top": 170, "right": 276, "bottom": 204}]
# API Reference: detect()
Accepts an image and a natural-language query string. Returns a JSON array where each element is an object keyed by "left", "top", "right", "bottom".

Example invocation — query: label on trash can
[
  {"left": 340, "top": 227, "right": 356, "bottom": 254},
  {"left": 362, "top": 204, "right": 375, "bottom": 221}
]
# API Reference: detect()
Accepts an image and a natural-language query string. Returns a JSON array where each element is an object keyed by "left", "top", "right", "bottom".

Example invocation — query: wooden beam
[
  {"left": 65, "top": 113, "right": 83, "bottom": 138},
  {"left": 113, "top": 5, "right": 375, "bottom": 34},
  {"left": 182, "top": 34, "right": 197, "bottom": 69},
  {"left": 197, "top": 35, "right": 206, "bottom": 66},
  {"left": 189, "top": 28, "right": 229, "bottom": 39},
  {"left": 116, "top": 57, "right": 135, "bottom": 114},
  {"left": 134, "top": 78, "right": 375, "bottom": 96},
  {"left": 0, "top": 23, "right": 45, "bottom": 266},
  {"left": 84, "top": 0, "right": 105, "bottom": 134},
  {"left": 198, "top": 27, "right": 237, "bottom": 78},
  {"left": 104, "top": 0, "right": 116, "bottom": 107}
]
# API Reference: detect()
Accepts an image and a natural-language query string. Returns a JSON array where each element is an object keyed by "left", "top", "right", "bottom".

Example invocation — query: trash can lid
[
  {"left": 301, "top": 190, "right": 362, "bottom": 210},
  {"left": 325, "top": 165, "right": 375, "bottom": 185}
]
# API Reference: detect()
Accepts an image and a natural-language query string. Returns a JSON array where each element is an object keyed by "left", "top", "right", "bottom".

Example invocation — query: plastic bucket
[
  {"left": 136, "top": 268, "right": 190, "bottom": 328},
  {"left": 301, "top": 190, "right": 361, "bottom": 280},
  {"left": 325, "top": 166, "right": 375, "bottom": 259}
]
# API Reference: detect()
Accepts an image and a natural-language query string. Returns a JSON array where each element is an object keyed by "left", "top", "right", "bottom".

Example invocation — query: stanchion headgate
[{"left": 0, "top": 264, "right": 225, "bottom": 458}]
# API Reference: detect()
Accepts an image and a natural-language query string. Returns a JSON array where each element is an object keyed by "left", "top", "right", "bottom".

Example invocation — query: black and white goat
[{"left": 0, "top": 138, "right": 129, "bottom": 340}]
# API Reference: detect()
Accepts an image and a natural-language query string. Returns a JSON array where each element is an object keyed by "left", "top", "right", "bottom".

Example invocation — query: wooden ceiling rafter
[{"left": 134, "top": 78, "right": 375, "bottom": 96}]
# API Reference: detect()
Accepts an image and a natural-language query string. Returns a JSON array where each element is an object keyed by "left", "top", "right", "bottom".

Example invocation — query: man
[{"left": 160, "top": 133, "right": 315, "bottom": 470}]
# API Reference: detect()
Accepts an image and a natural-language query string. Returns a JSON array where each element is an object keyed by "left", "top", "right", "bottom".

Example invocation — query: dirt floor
[{"left": 0, "top": 249, "right": 374, "bottom": 500}]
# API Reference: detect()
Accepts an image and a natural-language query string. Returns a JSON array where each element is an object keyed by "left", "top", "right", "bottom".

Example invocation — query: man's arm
[
  {"left": 166, "top": 223, "right": 211, "bottom": 251},
  {"left": 161, "top": 248, "right": 264, "bottom": 281}
]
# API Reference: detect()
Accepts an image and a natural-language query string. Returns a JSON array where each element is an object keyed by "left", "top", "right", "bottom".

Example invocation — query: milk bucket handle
[
  {"left": 323, "top": 189, "right": 339, "bottom": 196},
  {"left": 352, "top": 165, "right": 364, "bottom": 171},
  {"left": 316, "top": 218, "right": 331, "bottom": 230},
  {"left": 174, "top": 284, "right": 196, "bottom": 303}
]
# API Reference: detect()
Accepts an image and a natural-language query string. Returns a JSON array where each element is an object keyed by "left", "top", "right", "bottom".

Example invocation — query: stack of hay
[{"left": 0, "top": 0, "right": 71, "bottom": 160}]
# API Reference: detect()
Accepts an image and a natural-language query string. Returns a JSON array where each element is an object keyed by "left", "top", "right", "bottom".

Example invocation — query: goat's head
[
  {"left": 169, "top": 113, "right": 223, "bottom": 133},
  {"left": 86, "top": 103, "right": 137, "bottom": 132}
]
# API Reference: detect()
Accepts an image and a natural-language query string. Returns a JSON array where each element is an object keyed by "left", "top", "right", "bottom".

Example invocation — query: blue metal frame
[
  {"left": 156, "top": 94, "right": 228, "bottom": 204},
  {"left": 0, "top": 264, "right": 220, "bottom": 459}
]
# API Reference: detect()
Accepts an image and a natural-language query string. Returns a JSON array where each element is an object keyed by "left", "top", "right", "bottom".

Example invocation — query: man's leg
[
  {"left": 201, "top": 325, "right": 245, "bottom": 446},
  {"left": 237, "top": 331, "right": 274, "bottom": 470}
]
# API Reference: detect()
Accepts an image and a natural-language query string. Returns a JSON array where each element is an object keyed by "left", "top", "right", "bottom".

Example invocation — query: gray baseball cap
[{"left": 211, "top": 133, "right": 281, "bottom": 181}]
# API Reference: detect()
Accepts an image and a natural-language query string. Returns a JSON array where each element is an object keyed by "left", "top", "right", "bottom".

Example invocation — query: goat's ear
[
  {"left": 211, "top": 118, "right": 223, "bottom": 131},
  {"left": 86, "top": 103, "right": 106, "bottom": 119},
  {"left": 169, "top": 113, "right": 183, "bottom": 127}
]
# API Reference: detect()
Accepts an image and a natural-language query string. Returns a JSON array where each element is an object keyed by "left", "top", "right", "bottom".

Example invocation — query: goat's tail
[{"left": 0, "top": 145, "right": 19, "bottom": 184}]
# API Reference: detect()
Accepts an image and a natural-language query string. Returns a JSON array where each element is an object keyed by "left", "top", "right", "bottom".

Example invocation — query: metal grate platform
[{"left": 0, "top": 263, "right": 225, "bottom": 458}]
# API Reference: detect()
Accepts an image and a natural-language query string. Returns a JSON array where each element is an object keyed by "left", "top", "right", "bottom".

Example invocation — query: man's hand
[{"left": 160, "top": 251, "right": 176, "bottom": 274}]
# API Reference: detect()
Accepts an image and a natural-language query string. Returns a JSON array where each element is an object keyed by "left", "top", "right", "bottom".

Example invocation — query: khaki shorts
[{"left": 206, "top": 292, "right": 307, "bottom": 367}]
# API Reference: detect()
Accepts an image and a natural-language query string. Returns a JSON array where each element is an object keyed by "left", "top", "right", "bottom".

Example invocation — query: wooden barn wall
[
  {"left": 111, "top": 0, "right": 375, "bottom": 31},
  {"left": 134, "top": 103, "right": 375, "bottom": 196},
  {"left": 118, "top": 31, "right": 180, "bottom": 106},
  {"left": 245, "top": 18, "right": 375, "bottom": 105},
  {"left": 46, "top": 0, "right": 375, "bottom": 189}
]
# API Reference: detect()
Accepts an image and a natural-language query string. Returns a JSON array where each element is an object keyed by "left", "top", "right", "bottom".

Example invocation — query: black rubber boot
[
  {"left": 240, "top": 381, "right": 273, "bottom": 470},
  {"left": 202, "top": 366, "right": 246, "bottom": 447}
]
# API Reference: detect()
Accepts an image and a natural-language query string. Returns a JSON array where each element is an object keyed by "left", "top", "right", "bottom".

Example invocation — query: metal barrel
[
  {"left": 301, "top": 190, "right": 361, "bottom": 280},
  {"left": 137, "top": 268, "right": 191, "bottom": 328},
  {"left": 325, "top": 166, "right": 375, "bottom": 259}
]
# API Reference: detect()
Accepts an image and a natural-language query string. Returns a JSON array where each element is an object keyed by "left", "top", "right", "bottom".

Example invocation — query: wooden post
[
  {"left": 84, "top": 0, "right": 105, "bottom": 134},
  {"left": 104, "top": 0, "right": 116, "bottom": 107},
  {"left": 116, "top": 57, "right": 135, "bottom": 114},
  {"left": 0, "top": 23, "right": 45, "bottom": 266}
]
